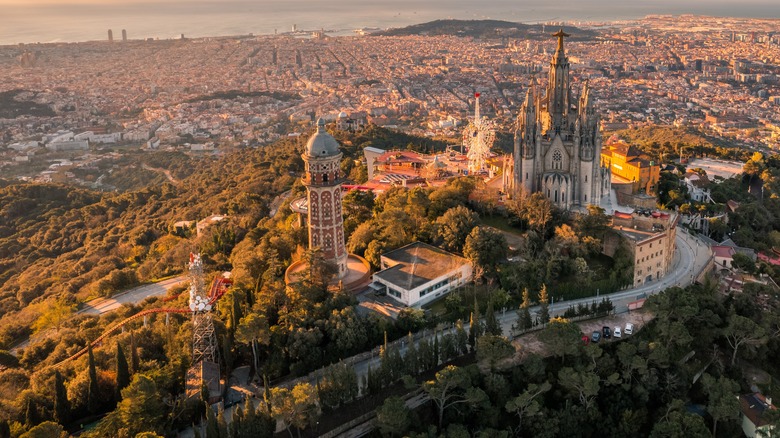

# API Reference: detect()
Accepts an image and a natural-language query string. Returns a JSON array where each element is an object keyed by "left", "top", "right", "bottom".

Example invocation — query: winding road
[
  {"left": 11, "top": 275, "right": 188, "bottom": 353},
  {"left": 351, "top": 230, "right": 711, "bottom": 387}
]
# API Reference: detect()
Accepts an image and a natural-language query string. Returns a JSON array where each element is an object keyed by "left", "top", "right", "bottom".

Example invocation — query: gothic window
[
  {"left": 323, "top": 174, "right": 329, "bottom": 183},
  {"left": 585, "top": 175, "right": 588, "bottom": 183},
  {"left": 552, "top": 150, "right": 562, "bottom": 170},
  {"left": 325, "top": 234, "right": 333, "bottom": 250}
]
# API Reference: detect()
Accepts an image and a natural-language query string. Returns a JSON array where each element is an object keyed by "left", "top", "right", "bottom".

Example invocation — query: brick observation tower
[{"left": 301, "top": 118, "right": 348, "bottom": 278}]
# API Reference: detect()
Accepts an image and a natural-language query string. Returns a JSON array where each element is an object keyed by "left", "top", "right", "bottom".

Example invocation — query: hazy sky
[{"left": 3, "top": 0, "right": 778, "bottom": 45}]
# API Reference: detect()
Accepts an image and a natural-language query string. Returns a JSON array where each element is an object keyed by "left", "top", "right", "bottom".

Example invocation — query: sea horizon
[{"left": 3, "top": 0, "right": 780, "bottom": 46}]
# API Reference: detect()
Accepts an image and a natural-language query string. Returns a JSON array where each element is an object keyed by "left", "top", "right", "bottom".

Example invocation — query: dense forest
[{"left": 1, "top": 123, "right": 780, "bottom": 437}]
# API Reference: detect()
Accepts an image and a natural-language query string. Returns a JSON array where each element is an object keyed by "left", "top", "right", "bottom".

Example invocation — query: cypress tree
[
  {"left": 201, "top": 382, "right": 210, "bottom": 405},
  {"left": 242, "top": 395, "right": 255, "bottom": 435},
  {"left": 432, "top": 332, "right": 440, "bottom": 366},
  {"left": 230, "top": 292, "right": 243, "bottom": 334},
  {"left": 53, "top": 370, "right": 70, "bottom": 425},
  {"left": 24, "top": 397, "right": 39, "bottom": 428},
  {"left": 262, "top": 374, "right": 271, "bottom": 410},
  {"left": 130, "top": 331, "right": 139, "bottom": 374},
  {"left": 538, "top": 284, "right": 550, "bottom": 323},
  {"left": 222, "top": 334, "right": 233, "bottom": 380},
  {"left": 229, "top": 403, "right": 243, "bottom": 438},
  {"left": 0, "top": 420, "right": 10, "bottom": 438},
  {"left": 404, "top": 332, "right": 418, "bottom": 375},
  {"left": 115, "top": 344, "right": 130, "bottom": 401},
  {"left": 455, "top": 319, "right": 468, "bottom": 355},
  {"left": 468, "top": 310, "right": 482, "bottom": 352},
  {"left": 87, "top": 344, "right": 100, "bottom": 414},
  {"left": 517, "top": 288, "right": 533, "bottom": 331},
  {"left": 204, "top": 403, "right": 219, "bottom": 438},
  {"left": 484, "top": 299, "right": 501, "bottom": 336},
  {"left": 217, "top": 406, "right": 228, "bottom": 438},
  {"left": 255, "top": 400, "right": 275, "bottom": 438}
]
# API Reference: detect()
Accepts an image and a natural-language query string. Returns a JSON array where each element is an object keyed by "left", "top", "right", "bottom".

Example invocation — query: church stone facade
[{"left": 504, "top": 30, "right": 611, "bottom": 209}]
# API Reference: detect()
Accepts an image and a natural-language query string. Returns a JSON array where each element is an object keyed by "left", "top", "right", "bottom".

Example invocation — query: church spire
[{"left": 547, "top": 29, "right": 571, "bottom": 133}]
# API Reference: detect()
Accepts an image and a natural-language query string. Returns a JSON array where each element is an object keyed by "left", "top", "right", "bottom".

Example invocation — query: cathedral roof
[{"left": 305, "top": 118, "right": 341, "bottom": 157}]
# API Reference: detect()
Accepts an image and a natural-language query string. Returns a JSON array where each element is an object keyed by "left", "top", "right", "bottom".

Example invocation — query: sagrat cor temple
[{"left": 504, "top": 30, "right": 611, "bottom": 209}]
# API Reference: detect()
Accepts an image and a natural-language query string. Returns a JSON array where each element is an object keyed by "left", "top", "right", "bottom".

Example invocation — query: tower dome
[{"left": 305, "top": 118, "right": 340, "bottom": 157}]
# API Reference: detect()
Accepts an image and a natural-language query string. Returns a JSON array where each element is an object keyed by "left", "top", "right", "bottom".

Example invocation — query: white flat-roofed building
[
  {"left": 371, "top": 241, "right": 472, "bottom": 307},
  {"left": 47, "top": 140, "right": 88, "bottom": 151}
]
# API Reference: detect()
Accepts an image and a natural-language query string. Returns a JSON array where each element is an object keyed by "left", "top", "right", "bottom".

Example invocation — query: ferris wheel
[{"left": 462, "top": 92, "right": 496, "bottom": 174}]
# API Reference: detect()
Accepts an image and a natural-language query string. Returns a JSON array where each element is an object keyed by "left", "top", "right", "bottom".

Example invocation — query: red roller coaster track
[{"left": 52, "top": 277, "right": 232, "bottom": 368}]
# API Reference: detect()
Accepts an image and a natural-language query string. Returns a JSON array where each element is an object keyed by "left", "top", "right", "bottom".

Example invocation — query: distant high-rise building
[
  {"left": 503, "top": 30, "right": 611, "bottom": 209},
  {"left": 122, "top": 29, "right": 127, "bottom": 41},
  {"left": 18, "top": 52, "right": 36, "bottom": 68},
  {"left": 108, "top": 29, "right": 113, "bottom": 42}
]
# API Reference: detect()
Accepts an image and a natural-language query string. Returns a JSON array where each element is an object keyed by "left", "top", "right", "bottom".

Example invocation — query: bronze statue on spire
[{"left": 552, "top": 28, "right": 570, "bottom": 52}]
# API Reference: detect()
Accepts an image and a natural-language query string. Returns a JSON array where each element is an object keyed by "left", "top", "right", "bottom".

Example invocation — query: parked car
[
  {"left": 614, "top": 326, "right": 622, "bottom": 338},
  {"left": 581, "top": 334, "right": 590, "bottom": 345},
  {"left": 602, "top": 326, "right": 611, "bottom": 339},
  {"left": 624, "top": 323, "right": 634, "bottom": 335},
  {"left": 591, "top": 331, "right": 601, "bottom": 343}
]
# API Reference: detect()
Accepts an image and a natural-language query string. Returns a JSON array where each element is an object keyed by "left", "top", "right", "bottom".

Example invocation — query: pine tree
[
  {"left": 87, "top": 344, "right": 100, "bottom": 414},
  {"left": 538, "top": 284, "right": 550, "bottom": 324},
  {"left": 518, "top": 288, "right": 533, "bottom": 331},
  {"left": 54, "top": 370, "right": 70, "bottom": 425},
  {"left": 115, "top": 344, "right": 130, "bottom": 402}
]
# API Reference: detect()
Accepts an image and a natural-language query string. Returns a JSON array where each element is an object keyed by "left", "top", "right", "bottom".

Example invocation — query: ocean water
[{"left": 2, "top": 0, "right": 779, "bottom": 45}]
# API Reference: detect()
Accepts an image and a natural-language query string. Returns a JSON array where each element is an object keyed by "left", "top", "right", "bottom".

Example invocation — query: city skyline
[{"left": 3, "top": 0, "right": 780, "bottom": 45}]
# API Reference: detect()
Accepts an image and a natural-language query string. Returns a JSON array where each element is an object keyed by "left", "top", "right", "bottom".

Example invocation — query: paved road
[
  {"left": 182, "top": 232, "right": 712, "bottom": 438},
  {"left": 79, "top": 275, "right": 188, "bottom": 315},
  {"left": 352, "top": 231, "right": 711, "bottom": 386},
  {"left": 11, "top": 275, "right": 188, "bottom": 353}
]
